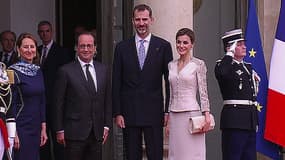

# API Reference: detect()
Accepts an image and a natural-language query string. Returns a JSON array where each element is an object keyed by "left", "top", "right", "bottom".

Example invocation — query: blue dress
[{"left": 10, "top": 62, "right": 46, "bottom": 160}]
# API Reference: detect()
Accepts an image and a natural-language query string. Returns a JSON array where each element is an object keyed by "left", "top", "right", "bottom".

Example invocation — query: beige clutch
[{"left": 189, "top": 114, "right": 215, "bottom": 134}]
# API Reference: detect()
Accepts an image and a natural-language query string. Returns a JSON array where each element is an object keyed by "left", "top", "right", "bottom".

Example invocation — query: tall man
[
  {"left": 37, "top": 20, "right": 72, "bottom": 160},
  {"left": 0, "top": 30, "right": 18, "bottom": 67},
  {"left": 112, "top": 4, "right": 173, "bottom": 160},
  {"left": 54, "top": 32, "right": 112, "bottom": 160},
  {"left": 215, "top": 29, "right": 260, "bottom": 160}
]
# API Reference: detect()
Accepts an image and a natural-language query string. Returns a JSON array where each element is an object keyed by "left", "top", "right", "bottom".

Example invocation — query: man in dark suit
[
  {"left": 112, "top": 4, "right": 173, "bottom": 160},
  {"left": 0, "top": 30, "right": 18, "bottom": 67},
  {"left": 37, "top": 20, "right": 72, "bottom": 160},
  {"left": 215, "top": 29, "right": 260, "bottom": 160},
  {"left": 54, "top": 32, "right": 112, "bottom": 160}
]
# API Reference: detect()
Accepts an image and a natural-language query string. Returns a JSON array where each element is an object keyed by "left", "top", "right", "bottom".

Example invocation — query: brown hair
[
  {"left": 0, "top": 30, "right": 16, "bottom": 42},
  {"left": 16, "top": 33, "right": 40, "bottom": 65},
  {"left": 76, "top": 31, "right": 96, "bottom": 46},
  {"left": 176, "top": 28, "right": 195, "bottom": 44},
  {"left": 133, "top": 4, "right": 152, "bottom": 18},
  {"left": 37, "top": 20, "right": 52, "bottom": 31}
]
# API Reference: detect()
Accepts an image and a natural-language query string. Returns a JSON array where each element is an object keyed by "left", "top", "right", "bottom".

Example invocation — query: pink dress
[{"left": 168, "top": 57, "right": 210, "bottom": 160}]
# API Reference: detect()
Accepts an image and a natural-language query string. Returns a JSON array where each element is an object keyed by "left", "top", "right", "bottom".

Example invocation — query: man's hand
[
  {"left": 226, "top": 41, "right": 237, "bottom": 57},
  {"left": 102, "top": 128, "right": 109, "bottom": 144},
  {"left": 56, "top": 132, "right": 65, "bottom": 146},
  {"left": 229, "top": 41, "right": 237, "bottom": 53},
  {"left": 202, "top": 112, "right": 211, "bottom": 132},
  {"left": 115, "top": 115, "right": 125, "bottom": 128},
  {"left": 40, "top": 128, "right": 48, "bottom": 146},
  {"left": 164, "top": 113, "right": 169, "bottom": 127},
  {"left": 14, "top": 133, "right": 20, "bottom": 149}
]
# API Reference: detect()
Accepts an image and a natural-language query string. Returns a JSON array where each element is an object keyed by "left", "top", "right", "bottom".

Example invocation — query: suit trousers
[
  {"left": 123, "top": 126, "right": 163, "bottom": 160},
  {"left": 222, "top": 129, "right": 256, "bottom": 160},
  {"left": 64, "top": 131, "right": 102, "bottom": 160}
]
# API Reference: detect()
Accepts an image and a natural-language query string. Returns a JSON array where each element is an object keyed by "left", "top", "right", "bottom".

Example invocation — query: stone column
[
  {"left": 134, "top": 0, "right": 193, "bottom": 59},
  {"left": 258, "top": 0, "right": 281, "bottom": 72}
]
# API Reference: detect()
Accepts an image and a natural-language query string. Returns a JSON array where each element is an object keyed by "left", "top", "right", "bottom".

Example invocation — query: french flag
[{"left": 264, "top": 0, "right": 285, "bottom": 147}]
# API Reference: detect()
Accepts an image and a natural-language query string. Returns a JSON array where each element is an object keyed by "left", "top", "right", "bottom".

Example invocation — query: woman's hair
[
  {"left": 176, "top": 28, "right": 195, "bottom": 44},
  {"left": 16, "top": 33, "right": 40, "bottom": 65}
]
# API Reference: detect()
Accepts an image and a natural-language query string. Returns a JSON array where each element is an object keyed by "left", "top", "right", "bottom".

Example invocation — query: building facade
[{"left": 0, "top": 0, "right": 280, "bottom": 159}]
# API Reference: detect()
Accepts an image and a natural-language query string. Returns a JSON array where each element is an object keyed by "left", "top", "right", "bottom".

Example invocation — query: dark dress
[{"left": 10, "top": 62, "right": 46, "bottom": 160}]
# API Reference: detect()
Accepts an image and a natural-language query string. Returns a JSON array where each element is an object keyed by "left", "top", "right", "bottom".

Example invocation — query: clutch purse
[{"left": 189, "top": 114, "right": 215, "bottom": 134}]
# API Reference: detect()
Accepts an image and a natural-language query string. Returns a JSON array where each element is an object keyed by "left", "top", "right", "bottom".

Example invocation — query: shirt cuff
[
  {"left": 104, "top": 127, "right": 109, "bottom": 130},
  {"left": 57, "top": 130, "right": 64, "bottom": 133}
]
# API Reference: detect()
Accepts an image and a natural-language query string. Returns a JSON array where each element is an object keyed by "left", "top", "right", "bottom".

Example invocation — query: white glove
[
  {"left": 6, "top": 121, "right": 16, "bottom": 138},
  {"left": 8, "top": 137, "right": 14, "bottom": 150},
  {"left": 226, "top": 41, "right": 237, "bottom": 57}
]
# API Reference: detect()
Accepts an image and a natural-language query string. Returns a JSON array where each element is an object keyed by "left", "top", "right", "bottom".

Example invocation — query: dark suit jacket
[
  {"left": 0, "top": 51, "right": 18, "bottom": 67},
  {"left": 53, "top": 60, "right": 112, "bottom": 140},
  {"left": 112, "top": 35, "right": 173, "bottom": 126},
  {"left": 38, "top": 42, "right": 72, "bottom": 128}
]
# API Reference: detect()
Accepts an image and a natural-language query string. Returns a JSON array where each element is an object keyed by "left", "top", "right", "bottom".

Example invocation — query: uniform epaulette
[{"left": 216, "top": 59, "right": 222, "bottom": 63}]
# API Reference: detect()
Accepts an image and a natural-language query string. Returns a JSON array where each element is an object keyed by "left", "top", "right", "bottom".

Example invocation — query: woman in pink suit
[{"left": 167, "top": 28, "right": 212, "bottom": 160}]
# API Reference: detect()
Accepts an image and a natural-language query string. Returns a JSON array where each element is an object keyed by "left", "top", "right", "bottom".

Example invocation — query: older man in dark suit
[
  {"left": 0, "top": 30, "right": 18, "bottom": 67},
  {"left": 54, "top": 32, "right": 112, "bottom": 160},
  {"left": 37, "top": 20, "right": 72, "bottom": 160},
  {"left": 112, "top": 4, "right": 173, "bottom": 160}
]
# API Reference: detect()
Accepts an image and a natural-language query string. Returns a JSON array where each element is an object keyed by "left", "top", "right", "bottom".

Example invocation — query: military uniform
[
  {"left": 0, "top": 63, "right": 16, "bottom": 160},
  {"left": 215, "top": 55, "right": 258, "bottom": 131},
  {"left": 215, "top": 29, "right": 259, "bottom": 160}
]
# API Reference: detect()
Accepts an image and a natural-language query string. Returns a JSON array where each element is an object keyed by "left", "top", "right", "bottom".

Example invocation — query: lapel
[
  {"left": 8, "top": 51, "right": 17, "bottom": 64},
  {"left": 131, "top": 35, "right": 159, "bottom": 71},
  {"left": 38, "top": 45, "right": 43, "bottom": 56},
  {"left": 45, "top": 42, "right": 56, "bottom": 62},
  {"left": 144, "top": 35, "right": 155, "bottom": 68},
  {"left": 0, "top": 51, "right": 18, "bottom": 66},
  {"left": 141, "top": 35, "right": 160, "bottom": 71},
  {"left": 39, "top": 42, "right": 56, "bottom": 64},
  {"left": 93, "top": 61, "right": 101, "bottom": 93},
  {"left": 129, "top": 37, "right": 141, "bottom": 71},
  {"left": 75, "top": 60, "right": 99, "bottom": 96},
  {"left": 0, "top": 52, "right": 3, "bottom": 60},
  {"left": 74, "top": 60, "right": 93, "bottom": 94}
]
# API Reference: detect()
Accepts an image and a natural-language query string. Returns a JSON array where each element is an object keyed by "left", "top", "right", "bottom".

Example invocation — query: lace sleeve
[{"left": 196, "top": 59, "right": 210, "bottom": 112}]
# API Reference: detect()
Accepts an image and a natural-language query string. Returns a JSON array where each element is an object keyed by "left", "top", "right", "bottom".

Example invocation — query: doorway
[
  {"left": 57, "top": 0, "right": 96, "bottom": 48},
  {"left": 56, "top": 0, "right": 133, "bottom": 159}
]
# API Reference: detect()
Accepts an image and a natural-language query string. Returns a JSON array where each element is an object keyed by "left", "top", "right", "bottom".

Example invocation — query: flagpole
[{"left": 280, "top": 146, "right": 284, "bottom": 160}]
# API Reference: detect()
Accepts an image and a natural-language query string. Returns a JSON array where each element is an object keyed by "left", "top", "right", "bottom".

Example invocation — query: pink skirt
[{"left": 168, "top": 111, "right": 206, "bottom": 160}]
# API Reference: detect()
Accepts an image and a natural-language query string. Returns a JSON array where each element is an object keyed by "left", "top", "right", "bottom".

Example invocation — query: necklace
[{"left": 177, "top": 56, "right": 192, "bottom": 72}]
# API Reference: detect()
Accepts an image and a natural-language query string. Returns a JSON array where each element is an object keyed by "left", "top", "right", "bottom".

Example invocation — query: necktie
[
  {"left": 3, "top": 54, "right": 9, "bottom": 66},
  {"left": 138, "top": 39, "right": 146, "bottom": 69},
  {"left": 41, "top": 46, "right": 47, "bottom": 65},
  {"left": 85, "top": 64, "right": 96, "bottom": 94}
]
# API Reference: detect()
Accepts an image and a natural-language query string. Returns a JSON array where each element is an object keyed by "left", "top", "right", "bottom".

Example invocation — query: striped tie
[{"left": 138, "top": 39, "right": 146, "bottom": 69}]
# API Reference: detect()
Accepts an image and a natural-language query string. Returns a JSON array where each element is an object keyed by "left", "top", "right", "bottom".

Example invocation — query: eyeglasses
[{"left": 78, "top": 44, "right": 95, "bottom": 50}]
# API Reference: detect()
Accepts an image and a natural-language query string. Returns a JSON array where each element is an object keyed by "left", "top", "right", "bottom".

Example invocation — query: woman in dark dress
[{"left": 10, "top": 33, "right": 47, "bottom": 160}]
